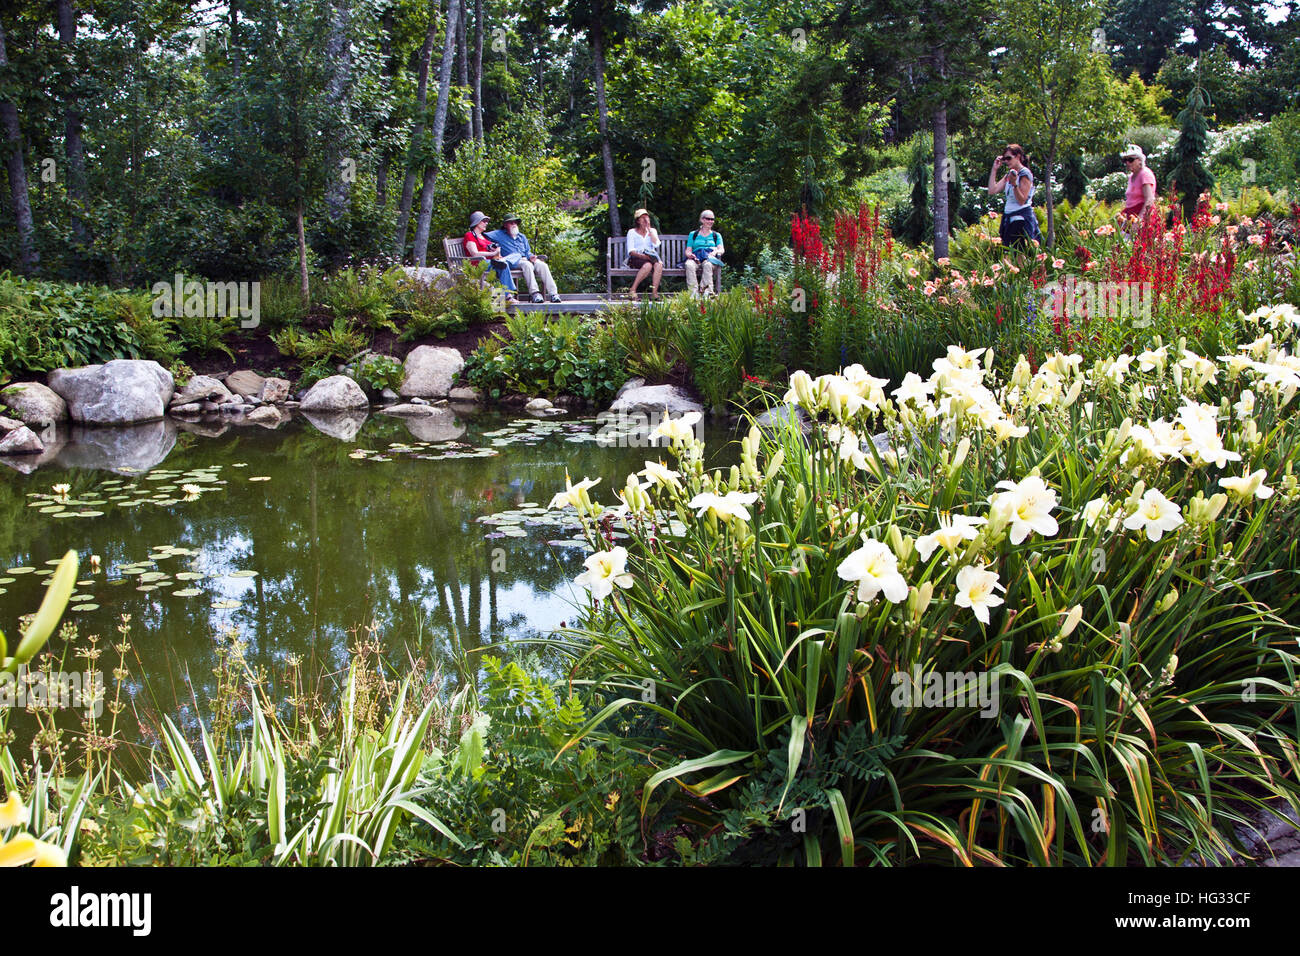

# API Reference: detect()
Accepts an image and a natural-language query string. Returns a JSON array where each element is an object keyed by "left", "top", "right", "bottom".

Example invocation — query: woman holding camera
[{"left": 987, "top": 145, "right": 1041, "bottom": 248}]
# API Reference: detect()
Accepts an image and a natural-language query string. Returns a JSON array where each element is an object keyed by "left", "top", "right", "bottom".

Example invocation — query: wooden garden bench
[
  {"left": 606, "top": 234, "right": 722, "bottom": 294},
  {"left": 442, "top": 237, "right": 547, "bottom": 286}
]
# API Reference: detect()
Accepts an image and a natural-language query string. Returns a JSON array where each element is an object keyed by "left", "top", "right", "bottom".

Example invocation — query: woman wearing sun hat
[
  {"left": 625, "top": 207, "right": 663, "bottom": 300},
  {"left": 462, "top": 210, "right": 518, "bottom": 304},
  {"left": 1119, "top": 144, "right": 1157, "bottom": 229}
]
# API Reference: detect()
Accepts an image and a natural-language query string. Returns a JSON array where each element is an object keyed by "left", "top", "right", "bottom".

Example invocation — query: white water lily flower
[
  {"left": 651, "top": 410, "right": 702, "bottom": 444},
  {"left": 1123, "top": 489, "right": 1185, "bottom": 541},
  {"left": 52, "top": 483, "right": 71, "bottom": 498},
  {"left": 915, "top": 513, "right": 987, "bottom": 561},
  {"left": 687, "top": 490, "right": 758, "bottom": 523},
  {"left": 953, "top": 564, "right": 1005, "bottom": 625},
  {"left": 639, "top": 460, "right": 682, "bottom": 491},
  {"left": 990, "top": 475, "right": 1059, "bottom": 545},
  {"left": 548, "top": 474, "right": 601, "bottom": 511},
  {"left": 1218, "top": 468, "right": 1274, "bottom": 502},
  {"left": 574, "top": 546, "right": 634, "bottom": 602},
  {"left": 836, "top": 537, "right": 908, "bottom": 604}
]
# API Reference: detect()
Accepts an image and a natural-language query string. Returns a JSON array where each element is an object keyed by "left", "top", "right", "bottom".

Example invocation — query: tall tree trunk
[
  {"left": 323, "top": 0, "right": 354, "bottom": 224},
  {"left": 592, "top": 24, "right": 620, "bottom": 237},
  {"left": 297, "top": 194, "right": 309, "bottom": 300},
  {"left": 376, "top": 6, "right": 397, "bottom": 207},
  {"left": 457, "top": 0, "right": 470, "bottom": 142},
  {"left": 57, "top": 0, "right": 89, "bottom": 253},
  {"left": 472, "top": 0, "right": 483, "bottom": 141},
  {"left": 412, "top": 0, "right": 462, "bottom": 267},
  {"left": 932, "top": 100, "right": 950, "bottom": 260},
  {"left": 1045, "top": 131, "right": 1057, "bottom": 248},
  {"left": 394, "top": 0, "right": 439, "bottom": 259},
  {"left": 0, "top": 20, "right": 38, "bottom": 273}
]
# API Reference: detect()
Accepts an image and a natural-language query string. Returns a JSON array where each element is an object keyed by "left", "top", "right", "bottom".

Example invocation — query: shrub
[
  {"left": 319, "top": 264, "right": 399, "bottom": 332},
  {"left": 460, "top": 312, "right": 627, "bottom": 403},
  {"left": 0, "top": 273, "right": 177, "bottom": 375}
]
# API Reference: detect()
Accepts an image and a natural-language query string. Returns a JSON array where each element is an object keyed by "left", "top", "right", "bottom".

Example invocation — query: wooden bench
[
  {"left": 442, "top": 237, "right": 546, "bottom": 288},
  {"left": 606, "top": 234, "right": 723, "bottom": 294}
]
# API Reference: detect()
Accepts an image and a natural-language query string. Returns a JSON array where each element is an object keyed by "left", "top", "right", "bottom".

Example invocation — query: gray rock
[
  {"left": 0, "top": 415, "right": 22, "bottom": 433},
  {"left": 401, "top": 265, "right": 454, "bottom": 291},
  {"left": 379, "top": 403, "right": 437, "bottom": 418},
  {"left": 48, "top": 360, "right": 174, "bottom": 425},
  {"left": 224, "top": 369, "right": 266, "bottom": 397},
  {"left": 170, "top": 375, "right": 233, "bottom": 407},
  {"left": 170, "top": 402, "right": 203, "bottom": 415},
  {"left": 614, "top": 377, "right": 646, "bottom": 401},
  {"left": 608, "top": 384, "right": 704, "bottom": 417},
  {"left": 301, "top": 409, "right": 368, "bottom": 442},
  {"left": 200, "top": 401, "right": 222, "bottom": 413},
  {"left": 55, "top": 420, "right": 177, "bottom": 474},
  {"left": 448, "top": 386, "right": 481, "bottom": 404},
  {"left": 1, "top": 381, "right": 68, "bottom": 427},
  {"left": 754, "top": 403, "right": 810, "bottom": 436},
  {"left": 381, "top": 388, "right": 400, "bottom": 402},
  {"left": 399, "top": 346, "right": 464, "bottom": 399},
  {"left": 525, "top": 397, "right": 553, "bottom": 412},
  {"left": 243, "top": 405, "right": 285, "bottom": 427},
  {"left": 0, "top": 425, "right": 43, "bottom": 455},
  {"left": 300, "top": 375, "right": 370, "bottom": 412},
  {"left": 409, "top": 396, "right": 429, "bottom": 406},
  {"left": 0, "top": 431, "right": 65, "bottom": 473},
  {"left": 219, "top": 401, "right": 248, "bottom": 414},
  {"left": 259, "top": 377, "right": 291, "bottom": 404}
]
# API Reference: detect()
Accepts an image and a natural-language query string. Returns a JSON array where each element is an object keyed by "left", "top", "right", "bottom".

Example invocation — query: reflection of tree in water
[{"left": 0, "top": 413, "right": 738, "bottom": 749}]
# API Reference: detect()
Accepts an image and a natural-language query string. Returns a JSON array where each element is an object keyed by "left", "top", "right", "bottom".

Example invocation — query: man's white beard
[{"left": 507, "top": 227, "right": 519, "bottom": 237}]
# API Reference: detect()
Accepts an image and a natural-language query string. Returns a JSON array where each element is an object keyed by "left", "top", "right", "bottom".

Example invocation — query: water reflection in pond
[{"left": 0, "top": 407, "right": 736, "bottom": 761}]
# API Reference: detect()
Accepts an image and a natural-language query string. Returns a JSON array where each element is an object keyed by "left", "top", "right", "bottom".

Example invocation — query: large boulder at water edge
[
  {"left": 607, "top": 384, "right": 704, "bottom": 417},
  {"left": 399, "top": 346, "right": 464, "bottom": 399},
  {"left": 300, "top": 375, "right": 370, "bottom": 412},
  {"left": 48, "top": 360, "right": 173, "bottom": 425},
  {"left": 1, "top": 382, "right": 68, "bottom": 428}
]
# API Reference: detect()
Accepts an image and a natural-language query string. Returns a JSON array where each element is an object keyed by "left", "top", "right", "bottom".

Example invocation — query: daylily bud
[{"left": 1058, "top": 604, "right": 1083, "bottom": 639}]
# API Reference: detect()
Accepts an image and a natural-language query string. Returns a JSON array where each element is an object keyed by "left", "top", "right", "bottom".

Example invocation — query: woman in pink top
[{"left": 1119, "top": 144, "right": 1156, "bottom": 227}]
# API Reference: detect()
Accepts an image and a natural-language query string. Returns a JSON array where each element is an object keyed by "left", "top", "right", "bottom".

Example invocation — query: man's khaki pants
[
  {"left": 518, "top": 258, "right": 558, "bottom": 296},
  {"left": 685, "top": 259, "right": 717, "bottom": 295}
]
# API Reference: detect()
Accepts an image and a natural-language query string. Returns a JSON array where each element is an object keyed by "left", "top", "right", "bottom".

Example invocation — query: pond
[{"left": 0, "top": 406, "right": 735, "bottom": 767}]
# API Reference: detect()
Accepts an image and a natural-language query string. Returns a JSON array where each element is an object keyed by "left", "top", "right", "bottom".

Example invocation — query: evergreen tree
[{"left": 1170, "top": 84, "right": 1214, "bottom": 221}]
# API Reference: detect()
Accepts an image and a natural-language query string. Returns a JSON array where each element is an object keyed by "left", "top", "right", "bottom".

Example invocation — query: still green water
[{"left": 0, "top": 406, "right": 733, "bottom": 763}]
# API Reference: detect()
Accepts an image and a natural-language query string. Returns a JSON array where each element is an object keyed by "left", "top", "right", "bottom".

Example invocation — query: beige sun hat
[{"left": 1119, "top": 144, "right": 1145, "bottom": 162}]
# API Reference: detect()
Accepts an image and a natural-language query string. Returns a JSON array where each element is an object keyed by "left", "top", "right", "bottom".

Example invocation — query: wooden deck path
[{"left": 504, "top": 292, "right": 688, "bottom": 315}]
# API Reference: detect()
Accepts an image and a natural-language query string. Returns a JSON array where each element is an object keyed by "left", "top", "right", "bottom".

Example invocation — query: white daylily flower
[
  {"left": 953, "top": 564, "right": 1005, "bottom": 625},
  {"left": 574, "top": 546, "right": 634, "bottom": 602},
  {"left": 836, "top": 537, "right": 908, "bottom": 604},
  {"left": 1122, "top": 489, "right": 1185, "bottom": 542}
]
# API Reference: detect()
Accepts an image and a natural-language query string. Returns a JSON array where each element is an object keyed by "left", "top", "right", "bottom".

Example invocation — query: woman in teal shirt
[{"left": 684, "top": 209, "right": 724, "bottom": 296}]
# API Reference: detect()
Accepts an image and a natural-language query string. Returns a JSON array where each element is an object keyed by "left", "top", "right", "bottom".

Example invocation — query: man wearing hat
[
  {"left": 464, "top": 211, "right": 518, "bottom": 303},
  {"left": 1119, "top": 144, "right": 1157, "bottom": 226},
  {"left": 488, "top": 213, "right": 561, "bottom": 304}
]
